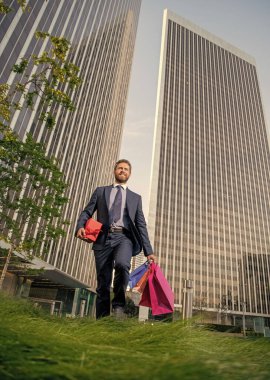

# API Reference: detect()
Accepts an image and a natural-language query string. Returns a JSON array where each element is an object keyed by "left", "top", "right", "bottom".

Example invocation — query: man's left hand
[{"left": 147, "top": 254, "right": 156, "bottom": 263}]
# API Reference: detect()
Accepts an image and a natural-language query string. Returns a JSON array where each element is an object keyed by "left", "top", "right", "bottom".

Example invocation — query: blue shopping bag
[{"left": 129, "top": 262, "right": 149, "bottom": 289}]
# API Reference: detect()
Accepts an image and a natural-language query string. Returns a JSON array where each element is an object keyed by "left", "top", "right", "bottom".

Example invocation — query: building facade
[
  {"left": 0, "top": 0, "right": 141, "bottom": 291},
  {"left": 149, "top": 10, "right": 270, "bottom": 319}
]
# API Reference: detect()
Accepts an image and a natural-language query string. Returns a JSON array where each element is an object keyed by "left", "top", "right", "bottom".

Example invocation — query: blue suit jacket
[{"left": 75, "top": 185, "right": 153, "bottom": 256}]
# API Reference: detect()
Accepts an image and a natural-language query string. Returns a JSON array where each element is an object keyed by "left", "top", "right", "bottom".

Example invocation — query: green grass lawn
[{"left": 0, "top": 293, "right": 270, "bottom": 380}]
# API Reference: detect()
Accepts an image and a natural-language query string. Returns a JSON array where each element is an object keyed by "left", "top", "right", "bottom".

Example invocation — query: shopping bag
[
  {"left": 139, "top": 269, "right": 152, "bottom": 308},
  {"left": 139, "top": 263, "right": 174, "bottom": 315},
  {"left": 133, "top": 266, "right": 151, "bottom": 293},
  {"left": 83, "top": 218, "right": 102, "bottom": 242},
  {"left": 129, "top": 262, "right": 149, "bottom": 289}
]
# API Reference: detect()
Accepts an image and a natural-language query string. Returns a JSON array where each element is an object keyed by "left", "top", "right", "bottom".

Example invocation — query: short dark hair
[{"left": 114, "top": 159, "right": 132, "bottom": 171}]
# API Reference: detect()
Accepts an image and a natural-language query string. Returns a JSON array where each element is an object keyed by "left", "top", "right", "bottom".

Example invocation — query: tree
[
  {"left": 0, "top": 0, "right": 29, "bottom": 14},
  {"left": 0, "top": 131, "right": 69, "bottom": 288},
  {"left": 0, "top": 4, "right": 82, "bottom": 289},
  {"left": 0, "top": 30, "right": 81, "bottom": 130}
]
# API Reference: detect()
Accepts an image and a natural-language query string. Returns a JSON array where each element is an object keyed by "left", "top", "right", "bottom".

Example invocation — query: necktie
[{"left": 111, "top": 186, "right": 122, "bottom": 223}]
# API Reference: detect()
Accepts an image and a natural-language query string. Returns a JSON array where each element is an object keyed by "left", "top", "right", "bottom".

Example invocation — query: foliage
[
  {"left": 0, "top": 0, "right": 29, "bottom": 15},
  {"left": 0, "top": 293, "right": 270, "bottom": 380},
  {"left": 0, "top": 0, "right": 12, "bottom": 14},
  {"left": 0, "top": 7, "right": 81, "bottom": 282},
  {"left": 0, "top": 127, "right": 69, "bottom": 253},
  {"left": 0, "top": 31, "right": 81, "bottom": 130},
  {"left": 124, "top": 296, "right": 138, "bottom": 317}
]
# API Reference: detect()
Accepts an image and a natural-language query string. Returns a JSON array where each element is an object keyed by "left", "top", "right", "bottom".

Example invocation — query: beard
[{"left": 115, "top": 173, "right": 130, "bottom": 184}]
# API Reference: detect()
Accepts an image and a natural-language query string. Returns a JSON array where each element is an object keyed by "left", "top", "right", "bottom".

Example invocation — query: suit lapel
[
  {"left": 126, "top": 188, "right": 134, "bottom": 217},
  {"left": 105, "top": 185, "right": 113, "bottom": 211}
]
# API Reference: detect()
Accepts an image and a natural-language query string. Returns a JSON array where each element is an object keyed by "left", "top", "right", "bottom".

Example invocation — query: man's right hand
[{"left": 77, "top": 228, "right": 86, "bottom": 239}]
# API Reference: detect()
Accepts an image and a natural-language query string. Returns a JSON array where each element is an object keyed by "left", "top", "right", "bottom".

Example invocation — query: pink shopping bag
[{"left": 139, "top": 263, "right": 174, "bottom": 315}]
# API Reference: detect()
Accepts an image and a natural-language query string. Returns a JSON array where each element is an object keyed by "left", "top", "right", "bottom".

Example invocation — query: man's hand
[
  {"left": 147, "top": 254, "right": 156, "bottom": 263},
  {"left": 77, "top": 227, "right": 86, "bottom": 239}
]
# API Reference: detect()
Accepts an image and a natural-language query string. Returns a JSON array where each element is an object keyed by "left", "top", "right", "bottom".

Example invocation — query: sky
[{"left": 119, "top": 0, "right": 270, "bottom": 217}]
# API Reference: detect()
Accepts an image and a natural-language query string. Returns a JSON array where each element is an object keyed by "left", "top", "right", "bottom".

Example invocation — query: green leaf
[
  {"left": 0, "top": 128, "right": 69, "bottom": 255},
  {"left": 0, "top": 3, "right": 12, "bottom": 14},
  {"left": 12, "top": 58, "right": 29, "bottom": 74}
]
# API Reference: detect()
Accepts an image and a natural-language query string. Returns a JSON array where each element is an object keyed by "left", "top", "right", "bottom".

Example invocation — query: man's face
[{"left": 114, "top": 162, "right": 131, "bottom": 184}]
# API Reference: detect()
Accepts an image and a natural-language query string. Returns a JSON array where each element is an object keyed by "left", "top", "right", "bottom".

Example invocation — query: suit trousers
[{"left": 94, "top": 232, "right": 133, "bottom": 319}]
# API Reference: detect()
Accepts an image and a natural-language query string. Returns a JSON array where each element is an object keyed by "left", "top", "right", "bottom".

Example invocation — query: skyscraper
[
  {"left": 149, "top": 10, "right": 270, "bottom": 320},
  {"left": 0, "top": 0, "right": 141, "bottom": 291}
]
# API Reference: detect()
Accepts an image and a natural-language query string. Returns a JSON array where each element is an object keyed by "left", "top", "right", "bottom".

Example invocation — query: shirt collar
[{"left": 113, "top": 182, "right": 127, "bottom": 190}]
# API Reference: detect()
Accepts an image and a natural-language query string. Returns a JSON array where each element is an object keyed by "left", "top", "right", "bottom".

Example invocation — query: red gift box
[{"left": 84, "top": 218, "right": 102, "bottom": 242}]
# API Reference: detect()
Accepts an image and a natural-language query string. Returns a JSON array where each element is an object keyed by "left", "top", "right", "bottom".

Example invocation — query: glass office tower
[
  {"left": 149, "top": 10, "right": 270, "bottom": 319},
  {"left": 0, "top": 0, "right": 141, "bottom": 289}
]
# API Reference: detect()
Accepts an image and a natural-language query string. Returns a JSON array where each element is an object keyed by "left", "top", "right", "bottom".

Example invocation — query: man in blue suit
[{"left": 75, "top": 159, "right": 155, "bottom": 319}]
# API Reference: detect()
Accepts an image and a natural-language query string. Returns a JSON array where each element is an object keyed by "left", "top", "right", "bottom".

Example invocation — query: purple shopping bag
[
  {"left": 139, "top": 263, "right": 174, "bottom": 315},
  {"left": 129, "top": 262, "right": 149, "bottom": 289}
]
